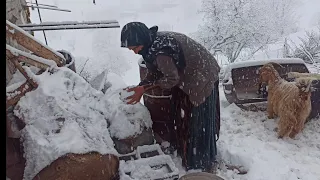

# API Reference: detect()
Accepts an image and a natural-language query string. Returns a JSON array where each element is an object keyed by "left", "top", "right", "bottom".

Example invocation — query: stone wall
[
  {"left": 6, "top": 0, "right": 31, "bottom": 25},
  {"left": 6, "top": 0, "right": 31, "bottom": 85}
]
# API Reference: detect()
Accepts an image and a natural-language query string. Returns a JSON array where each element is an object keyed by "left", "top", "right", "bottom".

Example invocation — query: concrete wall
[{"left": 6, "top": 0, "right": 31, "bottom": 85}]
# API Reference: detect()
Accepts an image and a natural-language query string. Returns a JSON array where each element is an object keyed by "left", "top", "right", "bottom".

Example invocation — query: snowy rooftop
[
  {"left": 229, "top": 58, "right": 305, "bottom": 70},
  {"left": 220, "top": 58, "right": 308, "bottom": 82}
]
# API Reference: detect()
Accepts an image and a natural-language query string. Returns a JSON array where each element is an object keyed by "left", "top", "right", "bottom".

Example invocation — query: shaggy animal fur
[
  {"left": 259, "top": 63, "right": 312, "bottom": 138},
  {"left": 287, "top": 72, "right": 320, "bottom": 80},
  {"left": 288, "top": 72, "right": 319, "bottom": 99}
]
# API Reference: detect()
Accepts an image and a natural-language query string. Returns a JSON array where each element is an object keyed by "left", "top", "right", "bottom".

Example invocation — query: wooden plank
[
  {"left": 6, "top": 81, "right": 34, "bottom": 108},
  {"left": 6, "top": 44, "right": 57, "bottom": 67},
  {"left": 6, "top": 49, "right": 50, "bottom": 70},
  {"left": 6, "top": 20, "right": 65, "bottom": 66}
]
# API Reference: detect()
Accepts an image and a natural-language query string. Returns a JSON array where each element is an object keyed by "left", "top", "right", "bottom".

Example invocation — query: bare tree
[
  {"left": 195, "top": 0, "right": 299, "bottom": 63},
  {"left": 288, "top": 29, "right": 320, "bottom": 64},
  {"left": 78, "top": 58, "right": 92, "bottom": 82}
]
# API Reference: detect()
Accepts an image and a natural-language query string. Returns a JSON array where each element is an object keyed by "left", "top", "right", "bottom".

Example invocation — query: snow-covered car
[{"left": 221, "top": 58, "right": 320, "bottom": 119}]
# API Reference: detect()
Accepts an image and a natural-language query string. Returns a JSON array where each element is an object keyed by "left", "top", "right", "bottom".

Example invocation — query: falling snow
[{"left": 22, "top": 0, "right": 320, "bottom": 179}]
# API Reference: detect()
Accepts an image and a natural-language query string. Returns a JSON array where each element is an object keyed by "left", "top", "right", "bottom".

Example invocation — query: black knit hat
[{"left": 120, "top": 22, "right": 157, "bottom": 48}]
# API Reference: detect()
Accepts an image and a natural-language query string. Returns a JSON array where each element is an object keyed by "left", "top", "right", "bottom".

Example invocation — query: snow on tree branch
[
  {"left": 287, "top": 29, "right": 320, "bottom": 66},
  {"left": 194, "top": 0, "right": 299, "bottom": 63}
]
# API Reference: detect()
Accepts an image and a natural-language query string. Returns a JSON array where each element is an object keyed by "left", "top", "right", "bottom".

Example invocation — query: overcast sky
[{"left": 297, "top": 0, "right": 320, "bottom": 28}]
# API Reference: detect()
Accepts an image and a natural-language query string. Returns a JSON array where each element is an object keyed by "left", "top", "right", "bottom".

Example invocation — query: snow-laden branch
[
  {"left": 287, "top": 29, "right": 320, "bottom": 65},
  {"left": 195, "top": 0, "right": 299, "bottom": 63}
]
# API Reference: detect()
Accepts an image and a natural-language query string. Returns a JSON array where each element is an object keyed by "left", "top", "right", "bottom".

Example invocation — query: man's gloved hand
[{"left": 124, "top": 86, "right": 145, "bottom": 104}]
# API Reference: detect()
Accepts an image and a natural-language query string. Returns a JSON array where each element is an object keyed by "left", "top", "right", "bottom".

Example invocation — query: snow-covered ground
[
  {"left": 26, "top": 0, "right": 320, "bottom": 179},
  {"left": 216, "top": 85, "right": 320, "bottom": 180}
]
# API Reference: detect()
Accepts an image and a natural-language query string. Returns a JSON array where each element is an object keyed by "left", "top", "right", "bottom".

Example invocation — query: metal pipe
[
  {"left": 24, "top": 5, "right": 72, "bottom": 12},
  {"left": 34, "top": 0, "right": 48, "bottom": 46},
  {"left": 20, "top": 23, "right": 120, "bottom": 31},
  {"left": 27, "top": 2, "right": 58, "bottom": 8},
  {"left": 18, "top": 20, "right": 119, "bottom": 27}
]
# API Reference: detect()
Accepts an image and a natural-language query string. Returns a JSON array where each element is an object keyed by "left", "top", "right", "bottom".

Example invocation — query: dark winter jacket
[
  {"left": 141, "top": 31, "right": 220, "bottom": 106},
  {"left": 120, "top": 22, "right": 220, "bottom": 106}
]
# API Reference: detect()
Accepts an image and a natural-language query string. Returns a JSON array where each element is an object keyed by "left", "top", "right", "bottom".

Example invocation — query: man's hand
[{"left": 124, "top": 86, "right": 145, "bottom": 104}]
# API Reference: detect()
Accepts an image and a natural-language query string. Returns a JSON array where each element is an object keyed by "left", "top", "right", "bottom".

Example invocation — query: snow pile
[
  {"left": 217, "top": 98, "right": 320, "bottom": 180},
  {"left": 89, "top": 69, "right": 108, "bottom": 91},
  {"left": 103, "top": 87, "right": 152, "bottom": 139},
  {"left": 94, "top": 71, "right": 152, "bottom": 139},
  {"left": 119, "top": 89, "right": 135, "bottom": 103},
  {"left": 13, "top": 67, "right": 152, "bottom": 179}
]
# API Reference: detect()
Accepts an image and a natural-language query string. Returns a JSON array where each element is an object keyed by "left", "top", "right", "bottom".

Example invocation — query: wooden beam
[
  {"left": 6, "top": 49, "right": 51, "bottom": 70},
  {"left": 6, "top": 20, "right": 65, "bottom": 66},
  {"left": 6, "top": 44, "right": 56, "bottom": 67},
  {"left": 9, "top": 58, "right": 38, "bottom": 88},
  {"left": 6, "top": 82, "right": 34, "bottom": 108}
]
